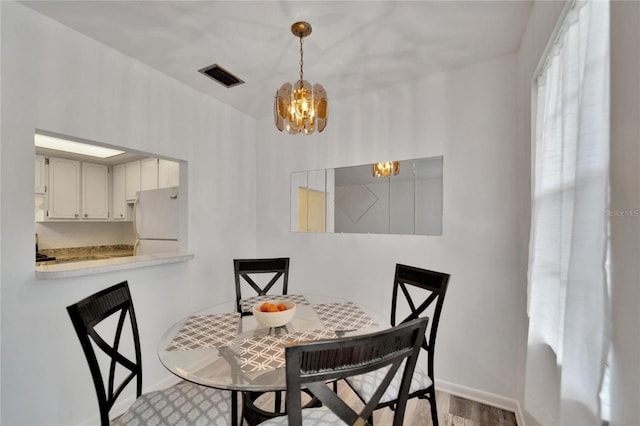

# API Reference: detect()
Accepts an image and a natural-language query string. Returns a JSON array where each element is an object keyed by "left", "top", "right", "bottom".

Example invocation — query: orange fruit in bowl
[{"left": 252, "top": 301, "right": 296, "bottom": 328}]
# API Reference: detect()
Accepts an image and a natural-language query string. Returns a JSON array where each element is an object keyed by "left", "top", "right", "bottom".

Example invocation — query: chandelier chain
[{"left": 299, "top": 36, "right": 304, "bottom": 83}]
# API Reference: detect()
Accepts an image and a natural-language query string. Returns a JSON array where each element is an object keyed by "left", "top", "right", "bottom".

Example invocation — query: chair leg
[
  {"left": 427, "top": 392, "right": 438, "bottom": 426},
  {"left": 274, "top": 391, "right": 282, "bottom": 413},
  {"left": 232, "top": 390, "right": 238, "bottom": 426}
]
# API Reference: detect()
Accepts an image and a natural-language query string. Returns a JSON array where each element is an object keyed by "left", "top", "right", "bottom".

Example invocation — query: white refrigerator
[{"left": 133, "top": 187, "right": 179, "bottom": 255}]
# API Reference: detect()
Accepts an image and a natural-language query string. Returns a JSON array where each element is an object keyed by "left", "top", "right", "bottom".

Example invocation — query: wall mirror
[{"left": 291, "top": 156, "right": 443, "bottom": 235}]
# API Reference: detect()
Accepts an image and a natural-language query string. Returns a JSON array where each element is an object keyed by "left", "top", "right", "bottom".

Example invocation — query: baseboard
[{"left": 435, "top": 379, "right": 526, "bottom": 426}]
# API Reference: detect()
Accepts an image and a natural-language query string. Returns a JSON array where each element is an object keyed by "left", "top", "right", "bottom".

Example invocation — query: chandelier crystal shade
[
  {"left": 274, "top": 22, "right": 328, "bottom": 135},
  {"left": 372, "top": 161, "right": 400, "bottom": 178}
]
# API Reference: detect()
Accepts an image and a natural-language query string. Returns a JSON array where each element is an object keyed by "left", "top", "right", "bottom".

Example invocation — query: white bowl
[{"left": 252, "top": 300, "right": 296, "bottom": 328}]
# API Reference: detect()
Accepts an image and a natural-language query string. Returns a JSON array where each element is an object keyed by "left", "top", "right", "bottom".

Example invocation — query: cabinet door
[
  {"left": 35, "top": 155, "right": 47, "bottom": 194},
  {"left": 112, "top": 163, "right": 126, "bottom": 220},
  {"left": 158, "top": 159, "right": 179, "bottom": 188},
  {"left": 48, "top": 157, "right": 81, "bottom": 219},
  {"left": 82, "top": 162, "right": 109, "bottom": 219},
  {"left": 140, "top": 157, "right": 158, "bottom": 191},
  {"left": 125, "top": 160, "right": 140, "bottom": 201}
]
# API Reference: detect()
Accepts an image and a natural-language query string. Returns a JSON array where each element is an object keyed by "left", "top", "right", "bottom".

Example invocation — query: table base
[{"left": 242, "top": 389, "right": 322, "bottom": 425}]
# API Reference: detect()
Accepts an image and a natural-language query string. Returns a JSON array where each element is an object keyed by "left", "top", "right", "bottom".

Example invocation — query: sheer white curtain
[{"left": 527, "top": 0, "right": 610, "bottom": 424}]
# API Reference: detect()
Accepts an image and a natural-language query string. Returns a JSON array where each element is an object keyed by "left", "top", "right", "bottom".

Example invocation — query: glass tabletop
[{"left": 157, "top": 294, "right": 386, "bottom": 392}]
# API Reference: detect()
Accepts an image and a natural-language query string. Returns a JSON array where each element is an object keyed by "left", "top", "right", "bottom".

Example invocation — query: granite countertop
[
  {"left": 36, "top": 251, "right": 195, "bottom": 280},
  {"left": 39, "top": 244, "right": 134, "bottom": 263}
]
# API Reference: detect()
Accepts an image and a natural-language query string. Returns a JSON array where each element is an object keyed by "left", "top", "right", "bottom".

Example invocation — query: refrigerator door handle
[
  {"left": 133, "top": 239, "right": 140, "bottom": 256},
  {"left": 132, "top": 197, "right": 140, "bottom": 239}
]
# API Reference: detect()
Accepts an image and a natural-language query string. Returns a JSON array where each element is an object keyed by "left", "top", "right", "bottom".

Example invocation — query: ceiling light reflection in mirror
[{"left": 291, "top": 156, "right": 443, "bottom": 235}]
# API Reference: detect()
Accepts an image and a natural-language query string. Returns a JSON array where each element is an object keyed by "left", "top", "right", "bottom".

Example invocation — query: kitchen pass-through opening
[{"left": 34, "top": 130, "right": 188, "bottom": 272}]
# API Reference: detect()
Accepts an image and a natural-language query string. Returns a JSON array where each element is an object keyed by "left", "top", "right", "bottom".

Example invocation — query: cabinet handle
[
  {"left": 75, "top": 213, "right": 79, "bottom": 218},
  {"left": 84, "top": 214, "right": 88, "bottom": 218},
  {"left": 120, "top": 214, "right": 124, "bottom": 217}
]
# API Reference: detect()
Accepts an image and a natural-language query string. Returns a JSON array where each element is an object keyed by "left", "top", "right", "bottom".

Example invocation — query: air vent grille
[{"left": 198, "top": 64, "right": 244, "bottom": 88}]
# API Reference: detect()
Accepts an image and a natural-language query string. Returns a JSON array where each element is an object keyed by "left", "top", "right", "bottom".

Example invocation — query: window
[{"left": 527, "top": 0, "right": 610, "bottom": 423}]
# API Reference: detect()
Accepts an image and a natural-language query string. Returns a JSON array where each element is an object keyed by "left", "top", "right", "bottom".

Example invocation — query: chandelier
[
  {"left": 274, "top": 22, "right": 328, "bottom": 135},
  {"left": 372, "top": 161, "right": 400, "bottom": 178}
]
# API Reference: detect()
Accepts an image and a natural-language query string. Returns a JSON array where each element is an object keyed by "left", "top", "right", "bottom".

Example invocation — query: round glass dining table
[{"left": 157, "top": 294, "right": 387, "bottom": 393}]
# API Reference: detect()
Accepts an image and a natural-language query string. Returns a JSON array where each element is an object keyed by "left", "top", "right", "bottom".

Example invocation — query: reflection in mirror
[
  {"left": 291, "top": 156, "right": 442, "bottom": 235},
  {"left": 290, "top": 169, "right": 334, "bottom": 232}
]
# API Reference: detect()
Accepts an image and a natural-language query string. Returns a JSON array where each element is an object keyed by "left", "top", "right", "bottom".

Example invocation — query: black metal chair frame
[
  {"left": 233, "top": 258, "right": 290, "bottom": 424},
  {"left": 68, "top": 281, "right": 239, "bottom": 426},
  {"left": 66, "top": 281, "right": 143, "bottom": 426},
  {"left": 346, "top": 264, "right": 449, "bottom": 425},
  {"left": 283, "top": 317, "right": 429, "bottom": 426},
  {"left": 234, "top": 257, "right": 290, "bottom": 316},
  {"left": 390, "top": 264, "right": 450, "bottom": 425}
]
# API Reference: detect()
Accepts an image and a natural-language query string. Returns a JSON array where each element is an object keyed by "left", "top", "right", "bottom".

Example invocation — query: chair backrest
[
  {"left": 284, "top": 317, "right": 429, "bottom": 426},
  {"left": 391, "top": 264, "right": 450, "bottom": 381},
  {"left": 233, "top": 257, "right": 289, "bottom": 314},
  {"left": 66, "top": 281, "right": 142, "bottom": 426}
]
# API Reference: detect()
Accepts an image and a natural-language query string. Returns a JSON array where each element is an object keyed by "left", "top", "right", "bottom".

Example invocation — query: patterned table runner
[
  {"left": 312, "top": 301, "right": 378, "bottom": 331},
  {"left": 240, "top": 329, "right": 336, "bottom": 372},
  {"left": 165, "top": 312, "right": 240, "bottom": 351},
  {"left": 240, "top": 294, "right": 310, "bottom": 313}
]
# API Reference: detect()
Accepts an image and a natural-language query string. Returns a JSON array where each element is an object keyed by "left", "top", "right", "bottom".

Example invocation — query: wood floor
[{"left": 241, "top": 381, "right": 518, "bottom": 426}]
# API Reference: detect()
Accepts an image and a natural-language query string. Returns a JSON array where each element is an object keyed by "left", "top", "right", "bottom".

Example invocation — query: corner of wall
[{"left": 436, "top": 379, "right": 527, "bottom": 425}]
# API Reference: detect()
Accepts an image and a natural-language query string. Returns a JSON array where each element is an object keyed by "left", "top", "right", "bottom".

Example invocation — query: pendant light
[{"left": 274, "top": 22, "right": 328, "bottom": 135}]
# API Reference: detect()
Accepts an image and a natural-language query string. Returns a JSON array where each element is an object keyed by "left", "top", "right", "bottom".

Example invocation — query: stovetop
[{"left": 36, "top": 253, "right": 56, "bottom": 262}]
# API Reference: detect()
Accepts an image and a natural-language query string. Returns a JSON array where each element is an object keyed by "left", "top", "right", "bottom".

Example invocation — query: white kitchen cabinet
[
  {"left": 158, "top": 159, "right": 179, "bottom": 188},
  {"left": 82, "top": 162, "right": 109, "bottom": 219},
  {"left": 125, "top": 160, "right": 140, "bottom": 201},
  {"left": 112, "top": 163, "right": 127, "bottom": 220},
  {"left": 140, "top": 157, "right": 158, "bottom": 191},
  {"left": 35, "top": 155, "right": 47, "bottom": 194},
  {"left": 47, "top": 157, "right": 81, "bottom": 219},
  {"left": 124, "top": 158, "right": 169, "bottom": 200}
]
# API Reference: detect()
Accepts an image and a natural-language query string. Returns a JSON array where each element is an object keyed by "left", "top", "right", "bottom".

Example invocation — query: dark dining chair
[
  {"left": 233, "top": 257, "right": 290, "bottom": 423},
  {"left": 258, "top": 317, "right": 429, "bottom": 426},
  {"left": 234, "top": 257, "right": 290, "bottom": 316},
  {"left": 67, "top": 281, "right": 234, "bottom": 426},
  {"left": 346, "top": 264, "right": 450, "bottom": 426}
]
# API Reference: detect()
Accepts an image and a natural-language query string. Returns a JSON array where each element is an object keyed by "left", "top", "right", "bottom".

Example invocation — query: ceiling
[{"left": 19, "top": 1, "right": 533, "bottom": 120}]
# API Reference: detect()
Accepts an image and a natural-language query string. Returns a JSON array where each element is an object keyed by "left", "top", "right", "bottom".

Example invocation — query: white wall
[
  {"left": 0, "top": 2, "right": 257, "bottom": 424},
  {"left": 0, "top": 1, "right": 3, "bottom": 419},
  {"left": 256, "top": 53, "right": 525, "bottom": 406},
  {"left": 609, "top": 2, "right": 640, "bottom": 425}
]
